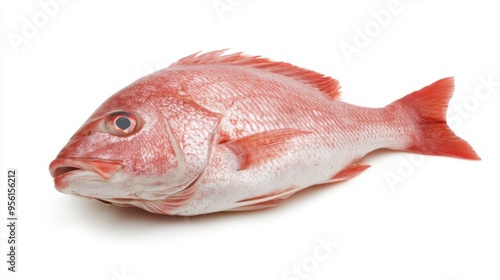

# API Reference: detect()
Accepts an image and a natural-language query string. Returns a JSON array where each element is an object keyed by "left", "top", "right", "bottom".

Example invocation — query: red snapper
[{"left": 49, "top": 50, "right": 479, "bottom": 216}]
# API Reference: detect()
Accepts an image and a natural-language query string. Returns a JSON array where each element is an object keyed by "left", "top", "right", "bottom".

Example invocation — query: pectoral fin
[{"left": 223, "top": 129, "right": 311, "bottom": 170}]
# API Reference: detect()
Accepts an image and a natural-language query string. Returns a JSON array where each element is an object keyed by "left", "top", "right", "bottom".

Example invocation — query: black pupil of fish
[{"left": 115, "top": 116, "right": 131, "bottom": 130}]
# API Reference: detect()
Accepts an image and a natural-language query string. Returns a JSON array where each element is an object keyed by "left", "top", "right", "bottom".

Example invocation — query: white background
[{"left": 1, "top": 1, "right": 499, "bottom": 280}]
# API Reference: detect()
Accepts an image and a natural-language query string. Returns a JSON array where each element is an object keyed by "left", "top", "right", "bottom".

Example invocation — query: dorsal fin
[{"left": 170, "top": 50, "right": 341, "bottom": 99}]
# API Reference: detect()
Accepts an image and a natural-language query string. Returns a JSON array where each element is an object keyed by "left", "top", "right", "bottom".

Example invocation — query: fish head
[{"left": 49, "top": 72, "right": 222, "bottom": 210}]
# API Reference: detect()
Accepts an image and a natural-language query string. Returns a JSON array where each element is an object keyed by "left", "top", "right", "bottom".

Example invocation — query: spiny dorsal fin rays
[{"left": 169, "top": 50, "right": 341, "bottom": 100}]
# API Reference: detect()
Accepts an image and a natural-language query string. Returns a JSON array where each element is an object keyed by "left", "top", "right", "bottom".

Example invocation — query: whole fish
[{"left": 49, "top": 50, "right": 479, "bottom": 216}]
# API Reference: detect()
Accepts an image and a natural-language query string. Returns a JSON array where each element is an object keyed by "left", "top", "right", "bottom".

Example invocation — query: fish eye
[
  {"left": 115, "top": 116, "right": 131, "bottom": 130},
  {"left": 105, "top": 111, "right": 139, "bottom": 136}
]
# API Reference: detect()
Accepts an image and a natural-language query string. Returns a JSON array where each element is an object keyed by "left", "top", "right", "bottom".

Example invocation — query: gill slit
[{"left": 164, "top": 119, "right": 187, "bottom": 182}]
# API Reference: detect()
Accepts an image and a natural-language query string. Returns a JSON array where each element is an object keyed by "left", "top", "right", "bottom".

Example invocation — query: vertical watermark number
[{"left": 6, "top": 169, "right": 18, "bottom": 272}]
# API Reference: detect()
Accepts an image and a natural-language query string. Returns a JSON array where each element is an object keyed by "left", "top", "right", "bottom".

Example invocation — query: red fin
[
  {"left": 229, "top": 187, "right": 297, "bottom": 211},
  {"left": 311, "top": 162, "right": 370, "bottom": 187},
  {"left": 140, "top": 184, "right": 198, "bottom": 215},
  {"left": 224, "top": 129, "right": 311, "bottom": 170},
  {"left": 171, "top": 50, "right": 341, "bottom": 99},
  {"left": 394, "top": 77, "right": 480, "bottom": 160},
  {"left": 227, "top": 200, "right": 279, "bottom": 212},
  {"left": 330, "top": 162, "right": 371, "bottom": 183}
]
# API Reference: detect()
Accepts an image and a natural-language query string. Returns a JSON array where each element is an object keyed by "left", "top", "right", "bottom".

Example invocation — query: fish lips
[{"left": 49, "top": 158, "right": 123, "bottom": 192}]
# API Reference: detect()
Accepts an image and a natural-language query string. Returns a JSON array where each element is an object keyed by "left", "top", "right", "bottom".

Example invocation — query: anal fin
[
  {"left": 228, "top": 187, "right": 298, "bottom": 211},
  {"left": 228, "top": 162, "right": 370, "bottom": 211},
  {"left": 317, "top": 161, "right": 371, "bottom": 185}
]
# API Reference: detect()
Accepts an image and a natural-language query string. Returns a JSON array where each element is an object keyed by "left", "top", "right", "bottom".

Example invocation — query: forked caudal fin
[{"left": 392, "top": 77, "right": 480, "bottom": 160}]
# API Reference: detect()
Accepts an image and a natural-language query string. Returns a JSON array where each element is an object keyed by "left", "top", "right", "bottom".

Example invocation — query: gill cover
[{"left": 156, "top": 96, "right": 222, "bottom": 197}]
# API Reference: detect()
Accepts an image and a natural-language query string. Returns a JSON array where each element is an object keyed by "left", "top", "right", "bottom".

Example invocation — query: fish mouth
[{"left": 49, "top": 158, "right": 123, "bottom": 192}]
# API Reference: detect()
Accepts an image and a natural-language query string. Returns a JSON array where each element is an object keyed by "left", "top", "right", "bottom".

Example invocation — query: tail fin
[{"left": 393, "top": 77, "right": 480, "bottom": 160}]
